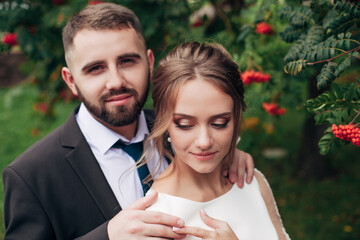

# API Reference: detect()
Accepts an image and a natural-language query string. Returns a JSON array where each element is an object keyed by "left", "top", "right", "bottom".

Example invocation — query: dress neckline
[{"left": 149, "top": 183, "right": 237, "bottom": 205}]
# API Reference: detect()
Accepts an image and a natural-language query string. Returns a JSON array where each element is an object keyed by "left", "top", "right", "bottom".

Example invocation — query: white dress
[{"left": 146, "top": 170, "right": 290, "bottom": 240}]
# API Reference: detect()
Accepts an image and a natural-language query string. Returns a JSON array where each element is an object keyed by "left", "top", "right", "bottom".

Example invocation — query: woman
[{"left": 144, "top": 41, "right": 290, "bottom": 240}]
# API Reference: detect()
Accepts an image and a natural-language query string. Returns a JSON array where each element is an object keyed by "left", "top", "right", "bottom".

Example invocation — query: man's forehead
[{"left": 66, "top": 28, "right": 147, "bottom": 70}]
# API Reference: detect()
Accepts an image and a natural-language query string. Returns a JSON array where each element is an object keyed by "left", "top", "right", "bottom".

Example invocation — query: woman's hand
[{"left": 172, "top": 209, "right": 238, "bottom": 240}]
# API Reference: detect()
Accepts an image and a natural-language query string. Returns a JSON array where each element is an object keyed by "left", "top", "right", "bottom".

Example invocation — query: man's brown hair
[{"left": 62, "top": 2, "right": 145, "bottom": 64}]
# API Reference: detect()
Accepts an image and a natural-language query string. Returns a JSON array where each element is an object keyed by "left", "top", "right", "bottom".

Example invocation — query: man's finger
[
  {"left": 245, "top": 153, "right": 255, "bottom": 184},
  {"left": 126, "top": 191, "right": 158, "bottom": 210},
  {"left": 141, "top": 210, "right": 185, "bottom": 228},
  {"left": 141, "top": 224, "right": 186, "bottom": 239},
  {"left": 228, "top": 158, "right": 238, "bottom": 184},
  {"left": 236, "top": 159, "right": 246, "bottom": 188}
]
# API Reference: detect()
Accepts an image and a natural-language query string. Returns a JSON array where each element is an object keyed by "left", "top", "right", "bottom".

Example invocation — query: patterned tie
[{"left": 112, "top": 140, "right": 153, "bottom": 194}]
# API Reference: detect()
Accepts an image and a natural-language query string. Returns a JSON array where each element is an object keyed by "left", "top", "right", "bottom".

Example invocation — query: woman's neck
[{"left": 152, "top": 162, "right": 233, "bottom": 202}]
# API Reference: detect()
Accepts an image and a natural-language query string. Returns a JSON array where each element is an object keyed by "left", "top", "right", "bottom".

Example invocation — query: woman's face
[{"left": 167, "top": 78, "right": 234, "bottom": 174}]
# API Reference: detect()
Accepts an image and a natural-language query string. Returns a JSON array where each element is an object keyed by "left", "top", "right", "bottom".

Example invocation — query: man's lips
[{"left": 105, "top": 94, "right": 133, "bottom": 105}]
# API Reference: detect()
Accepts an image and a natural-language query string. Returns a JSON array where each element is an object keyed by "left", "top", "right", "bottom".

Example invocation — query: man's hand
[
  {"left": 173, "top": 209, "right": 238, "bottom": 240},
  {"left": 224, "top": 149, "right": 254, "bottom": 188},
  {"left": 108, "top": 191, "right": 186, "bottom": 240}
]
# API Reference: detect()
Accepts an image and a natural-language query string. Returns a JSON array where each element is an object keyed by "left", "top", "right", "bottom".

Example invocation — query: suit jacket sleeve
[
  {"left": 3, "top": 167, "right": 109, "bottom": 240},
  {"left": 3, "top": 166, "right": 110, "bottom": 240}
]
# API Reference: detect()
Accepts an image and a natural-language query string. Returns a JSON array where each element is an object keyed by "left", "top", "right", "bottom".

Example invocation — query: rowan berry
[
  {"left": 332, "top": 123, "right": 360, "bottom": 147},
  {"left": 2, "top": 33, "right": 18, "bottom": 46},
  {"left": 263, "top": 102, "right": 286, "bottom": 116},
  {"left": 255, "top": 22, "right": 274, "bottom": 35},
  {"left": 241, "top": 70, "right": 271, "bottom": 85}
]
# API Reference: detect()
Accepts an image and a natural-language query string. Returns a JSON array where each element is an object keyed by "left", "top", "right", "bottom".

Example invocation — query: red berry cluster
[
  {"left": 2, "top": 33, "right": 18, "bottom": 46},
  {"left": 263, "top": 102, "right": 286, "bottom": 116},
  {"left": 332, "top": 124, "right": 360, "bottom": 147},
  {"left": 241, "top": 70, "right": 271, "bottom": 85},
  {"left": 255, "top": 22, "right": 273, "bottom": 35}
]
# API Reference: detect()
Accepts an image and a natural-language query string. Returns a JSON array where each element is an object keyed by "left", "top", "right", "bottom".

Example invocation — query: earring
[{"left": 167, "top": 137, "right": 171, "bottom": 143}]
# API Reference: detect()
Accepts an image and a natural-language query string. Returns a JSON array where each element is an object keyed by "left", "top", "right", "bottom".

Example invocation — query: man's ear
[
  {"left": 62, "top": 67, "right": 78, "bottom": 97},
  {"left": 147, "top": 49, "right": 155, "bottom": 77}
]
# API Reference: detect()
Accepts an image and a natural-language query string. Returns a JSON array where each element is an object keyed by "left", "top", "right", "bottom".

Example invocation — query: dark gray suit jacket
[{"left": 2, "top": 106, "right": 155, "bottom": 240}]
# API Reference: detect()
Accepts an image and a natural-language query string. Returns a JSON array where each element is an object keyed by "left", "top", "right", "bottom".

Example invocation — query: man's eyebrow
[
  {"left": 117, "top": 53, "right": 141, "bottom": 60},
  {"left": 80, "top": 53, "right": 142, "bottom": 73}
]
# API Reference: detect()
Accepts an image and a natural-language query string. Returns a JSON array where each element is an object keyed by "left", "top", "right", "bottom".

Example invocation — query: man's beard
[{"left": 76, "top": 76, "right": 150, "bottom": 127}]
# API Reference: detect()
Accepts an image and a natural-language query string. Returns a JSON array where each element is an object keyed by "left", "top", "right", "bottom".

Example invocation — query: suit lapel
[{"left": 61, "top": 107, "right": 121, "bottom": 219}]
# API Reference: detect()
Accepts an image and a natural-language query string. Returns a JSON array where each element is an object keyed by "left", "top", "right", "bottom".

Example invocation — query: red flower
[
  {"left": 255, "top": 22, "right": 273, "bottom": 35},
  {"left": 263, "top": 102, "right": 286, "bottom": 116},
  {"left": 2, "top": 33, "right": 18, "bottom": 46},
  {"left": 88, "top": 0, "right": 103, "bottom": 5},
  {"left": 241, "top": 70, "right": 271, "bottom": 86}
]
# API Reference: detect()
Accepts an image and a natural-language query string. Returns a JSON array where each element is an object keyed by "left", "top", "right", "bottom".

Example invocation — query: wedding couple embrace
[{"left": 3, "top": 3, "right": 290, "bottom": 240}]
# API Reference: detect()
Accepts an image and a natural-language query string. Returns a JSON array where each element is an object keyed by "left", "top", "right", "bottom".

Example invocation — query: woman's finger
[
  {"left": 173, "top": 225, "right": 213, "bottom": 239},
  {"left": 199, "top": 209, "right": 227, "bottom": 230}
]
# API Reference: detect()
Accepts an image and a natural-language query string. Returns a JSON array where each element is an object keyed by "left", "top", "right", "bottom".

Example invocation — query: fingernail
[
  {"left": 173, "top": 227, "right": 181, "bottom": 232},
  {"left": 247, "top": 177, "right": 252, "bottom": 183},
  {"left": 177, "top": 219, "right": 185, "bottom": 226}
]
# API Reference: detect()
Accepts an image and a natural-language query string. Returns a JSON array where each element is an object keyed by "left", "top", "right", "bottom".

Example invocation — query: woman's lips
[{"left": 191, "top": 152, "right": 217, "bottom": 161}]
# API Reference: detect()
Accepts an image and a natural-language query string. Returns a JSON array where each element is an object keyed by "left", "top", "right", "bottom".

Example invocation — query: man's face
[{"left": 62, "top": 28, "right": 154, "bottom": 128}]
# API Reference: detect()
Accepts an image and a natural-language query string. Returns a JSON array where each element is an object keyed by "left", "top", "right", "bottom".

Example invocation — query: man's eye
[
  {"left": 119, "top": 58, "right": 135, "bottom": 65},
  {"left": 88, "top": 65, "right": 103, "bottom": 73}
]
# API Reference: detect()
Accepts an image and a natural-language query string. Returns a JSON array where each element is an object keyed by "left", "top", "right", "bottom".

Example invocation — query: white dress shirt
[{"left": 76, "top": 103, "right": 168, "bottom": 208}]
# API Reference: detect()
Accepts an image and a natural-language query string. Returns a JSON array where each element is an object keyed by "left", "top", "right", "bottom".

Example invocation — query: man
[{"left": 2, "top": 3, "right": 254, "bottom": 240}]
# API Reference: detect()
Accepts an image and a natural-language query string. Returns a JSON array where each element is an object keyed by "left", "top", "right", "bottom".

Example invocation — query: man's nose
[{"left": 105, "top": 68, "right": 126, "bottom": 90}]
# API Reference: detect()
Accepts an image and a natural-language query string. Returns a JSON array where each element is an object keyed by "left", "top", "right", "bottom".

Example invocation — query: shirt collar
[{"left": 76, "top": 103, "right": 149, "bottom": 155}]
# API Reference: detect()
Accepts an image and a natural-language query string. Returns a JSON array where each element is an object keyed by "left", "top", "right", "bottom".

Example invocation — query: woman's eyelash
[
  {"left": 211, "top": 119, "right": 230, "bottom": 128},
  {"left": 175, "top": 124, "right": 194, "bottom": 129}
]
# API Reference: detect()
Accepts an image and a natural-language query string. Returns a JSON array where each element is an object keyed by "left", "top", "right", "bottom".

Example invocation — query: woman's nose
[{"left": 196, "top": 127, "right": 213, "bottom": 150}]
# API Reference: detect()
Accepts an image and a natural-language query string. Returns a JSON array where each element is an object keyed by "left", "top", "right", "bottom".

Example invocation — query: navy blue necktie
[{"left": 112, "top": 140, "right": 153, "bottom": 194}]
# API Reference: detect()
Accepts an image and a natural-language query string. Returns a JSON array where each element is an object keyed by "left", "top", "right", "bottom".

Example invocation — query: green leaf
[
  {"left": 284, "top": 59, "right": 308, "bottom": 76},
  {"left": 318, "top": 128, "right": 336, "bottom": 155},
  {"left": 333, "top": 84, "right": 343, "bottom": 99},
  {"left": 317, "top": 62, "right": 337, "bottom": 90}
]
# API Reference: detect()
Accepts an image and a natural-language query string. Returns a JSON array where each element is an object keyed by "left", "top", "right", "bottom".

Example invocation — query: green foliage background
[{"left": 0, "top": 0, "right": 359, "bottom": 239}]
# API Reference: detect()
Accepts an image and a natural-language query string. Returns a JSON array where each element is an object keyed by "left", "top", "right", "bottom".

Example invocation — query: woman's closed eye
[
  {"left": 211, "top": 118, "right": 230, "bottom": 129},
  {"left": 174, "top": 119, "right": 194, "bottom": 130}
]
